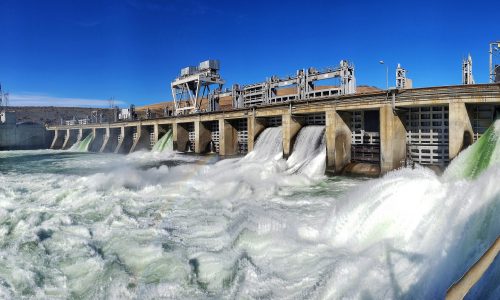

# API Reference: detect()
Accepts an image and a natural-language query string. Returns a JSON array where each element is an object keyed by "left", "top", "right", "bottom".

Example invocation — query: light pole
[{"left": 379, "top": 60, "right": 388, "bottom": 90}]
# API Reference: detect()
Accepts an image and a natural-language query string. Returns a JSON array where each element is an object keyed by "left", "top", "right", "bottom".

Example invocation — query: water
[
  {"left": 69, "top": 133, "right": 94, "bottom": 152},
  {"left": 152, "top": 129, "right": 173, "bottom": 153},
  {"left": 286, "top": 125, "right": 326, "bottom": 177},
  {"left": 0, "top": 125, "right": 499, "bottom": 299},
  {"left": 445, "top": 120, "right": 500, "bottom": 180}
]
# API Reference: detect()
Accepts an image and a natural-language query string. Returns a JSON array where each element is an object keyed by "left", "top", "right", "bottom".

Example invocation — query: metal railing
[{"left": 446, "top": 236, "right": 500, "bottom": 300}]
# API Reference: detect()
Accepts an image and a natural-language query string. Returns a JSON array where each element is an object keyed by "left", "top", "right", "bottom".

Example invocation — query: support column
[
  {"left": 90, "top": 128, "right": 106, "bottom": 152},
  {"left": 76, "top": 128, "right": 83, "bottom": 144},
  {"left": 247, "top": 115, "right": 266, "bottom": 152},
  {"left": 99, "top": 127, "right": 110, "bottom": 152},
  {"left": 153, "top": 123, "right": 160, "bottom": 146},
  {"left": 195, "top": 120, "right": 211, "bottom": 154},
  {"left": 61, "top": 129, "right": 73, "bottom": 149},
  {"left": 379, "top": 104, "right": 407, "bottom": 174},
  {"left": 50, "top": 129, "right": 64, "bottom": 149},
  {"left": 102, "top": 127, "right": 119, "bottom": 153},
  {"left": 173, "top": 123, "right": 189, "bottom": 152},
  {"left": 114, "top": 126, "right": 133, "bottom": 154},
  {"left": 449, "top": 102, "right": 473, "bottom": 160},
  {"left": 219, "top": 119, "right": 238, "bottom": 156},
  {"left": 282, "top": 113, "right": 303, "bottom": 159},
  {"left": 325, "top": 108, "right": 352, "bottom": 173},
  {"left": 130, "top": 125, "right": 150, "bottom": 153}
]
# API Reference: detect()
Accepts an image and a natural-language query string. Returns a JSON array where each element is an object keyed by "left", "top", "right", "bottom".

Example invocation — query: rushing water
[
  {"left": 0, "top": 125, "right": 499, "bottom": 299},
  {"left": 69, "top": 134, "right": 94, "bottom": 152},
  {"left": 152, "top": 130, "right": 173, "bottom": 153}
]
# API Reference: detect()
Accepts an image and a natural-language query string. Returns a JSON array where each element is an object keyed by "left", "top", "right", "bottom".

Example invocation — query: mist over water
[{"left": 0, "top": 125, "right": 499, "bottom": 299}]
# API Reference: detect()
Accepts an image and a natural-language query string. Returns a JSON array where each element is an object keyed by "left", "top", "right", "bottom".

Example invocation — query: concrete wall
[{"left": 0, "top": 123, "right": 53, "bottom": 150}]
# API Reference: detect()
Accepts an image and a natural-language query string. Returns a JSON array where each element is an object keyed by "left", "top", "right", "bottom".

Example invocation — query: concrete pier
[
  {"left": 46, "top": 84, "right": 500, "bottom": 175},
  {"left": 248, "top": 115, "right": 266, "bottom": 152},
  {"left": 129, "top": 125, "right": 151, "bottom": 152},
  {"left": 325, "top": 109, "right": 352, "bottom": 173},
  {"left": 449, "top": 102, "right": 474, "bottom": 160},
  {"left": 114, "top": 126, "right": 134, "bottom": 154},
  {"left": 101, "top": 127, "right": 118, "bottom": 152},
  {"left": 50, "top": 129, "right": 64, "bottom": 149},
  {"left": 282, "top": 113, "right": 303, "bottom": 159},
  {"left": 195, "top": 121, "right": 211, "bottom": 154},
  {"left": 89, "top": 128, "right": 104, "bottom": 152},
  {"left": 61, "top": 129, "right": 77, "bottom": 150},
  {"left": 219, "top": 119, "right": 237, "bottom": 155},
  {"left": 174, "top": 122, "right": 190, "bottom": 152},
  {"left": 379, "top": 104, "right": 407, "bottom": 174}
]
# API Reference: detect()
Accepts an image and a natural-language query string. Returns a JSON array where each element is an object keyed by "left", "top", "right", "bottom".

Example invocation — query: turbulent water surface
[{"left": 0, "top": 125, "right": 499, "bottom": 299}]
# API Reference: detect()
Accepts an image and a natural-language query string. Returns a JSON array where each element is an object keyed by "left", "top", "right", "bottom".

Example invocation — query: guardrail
[{"left": 446, "top": 236, "right": 500, "bottom": 300}]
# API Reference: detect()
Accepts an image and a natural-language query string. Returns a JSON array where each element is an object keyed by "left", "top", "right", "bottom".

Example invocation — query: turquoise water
[{"left": 0, "top": 125, "right": 499, "bottom": 299}]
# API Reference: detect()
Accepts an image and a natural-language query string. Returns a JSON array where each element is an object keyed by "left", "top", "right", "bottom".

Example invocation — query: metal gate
[
  {"left": 350, "top": 111, "right": 380, "bottom": 163},
  {"left": 406, "top": 106, "right": 449, "bottom": 165},
  {"left": 209, "top": 122, "right": 220, "bottom": 153},
  {"left": 471, "top": 105, "right": 495, "bottom": 141},
  {"left": 236, "top": 119, "right": 248, "bottom": 154},
  {"left": 187, "top": 123, "right": 195, "bottom": 151}
]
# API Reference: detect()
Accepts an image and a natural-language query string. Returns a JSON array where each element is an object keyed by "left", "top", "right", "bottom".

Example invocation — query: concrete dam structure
[{"left": 47, "top": 83, "right": 500, "bottom": 175}]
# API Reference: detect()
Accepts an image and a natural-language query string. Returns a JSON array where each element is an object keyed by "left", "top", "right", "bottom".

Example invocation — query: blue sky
[{"left": 1, "top": 0, "right": 499, "bottom": 107}]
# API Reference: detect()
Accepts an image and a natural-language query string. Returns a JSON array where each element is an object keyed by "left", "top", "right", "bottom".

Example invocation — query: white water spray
[{"left": 0, "top": 121, "right": 499, "bottom": 299}]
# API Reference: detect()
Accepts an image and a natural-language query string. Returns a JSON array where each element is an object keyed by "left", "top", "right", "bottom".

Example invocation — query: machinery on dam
[
  {"left": 171, "top": 60, "right": 225, "bottom": 115},
  {"left": 171, "top": 60, "right": 356, "bottom": 115},
  {"left": 490, "top": 41, "right": 500, "bottom": 83},
  {"left": 396, "top": 64, "right": 412, "bottom": 89}
]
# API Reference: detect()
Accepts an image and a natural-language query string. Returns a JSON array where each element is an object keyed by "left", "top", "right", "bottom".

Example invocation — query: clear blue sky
[{"left": 1, "top": 0, "right": 499, "bottom": 107}]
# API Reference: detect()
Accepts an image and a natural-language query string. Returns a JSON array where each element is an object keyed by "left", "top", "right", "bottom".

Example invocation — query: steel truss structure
[
  {"left": 171, "top": 60, "right": 225, "bottom": 115},
  {"left": 232, "top": 60, "right": 356, "bottom": 108}
]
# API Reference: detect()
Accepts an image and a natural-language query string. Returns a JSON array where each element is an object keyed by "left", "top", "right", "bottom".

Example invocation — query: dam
[
  {"left": 47, "top": 80, "right": 500, "bottom": 175},
  {"left": 2, "top": 59, "right": 497, "bottom": 298}
]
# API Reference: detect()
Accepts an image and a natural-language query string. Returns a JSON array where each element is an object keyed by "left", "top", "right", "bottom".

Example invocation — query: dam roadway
[{"left": 47, "top": 83, "right": 500, "bottom": 175}]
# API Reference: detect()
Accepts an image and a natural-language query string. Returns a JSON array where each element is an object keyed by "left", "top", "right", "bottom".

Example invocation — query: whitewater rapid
[{"left": 0, "top": 125, "right": 499, "bottom": 299}]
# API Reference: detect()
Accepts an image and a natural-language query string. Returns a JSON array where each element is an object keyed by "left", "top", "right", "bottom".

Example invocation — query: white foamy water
[
  {"left": 286, "top": 125, "right": 326, "bottom": 177},
  {"left": 0, "top": 125, "right": 499, "bottom": 299}
]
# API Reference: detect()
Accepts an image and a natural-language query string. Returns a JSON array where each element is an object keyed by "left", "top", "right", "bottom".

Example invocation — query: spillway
[
  {"left": 152, "top": 129, "right": 173, "bottom": 152},
  {"left": 68, "top": 133, "right": 93, "bottom": 152},
  {"left": 0, "top": 121, "right": 499, "bottom": 299},
  {"left": 286, "top": 125, "right": 326, "bottom": 177},
  {"left": 242, "top": 126, "right": 283, "bottom": 162}
]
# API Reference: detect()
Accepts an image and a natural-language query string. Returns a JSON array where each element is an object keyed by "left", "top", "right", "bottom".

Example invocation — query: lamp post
[{"left": 379, "top": 60, "right": 388, "bottom": 90}]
